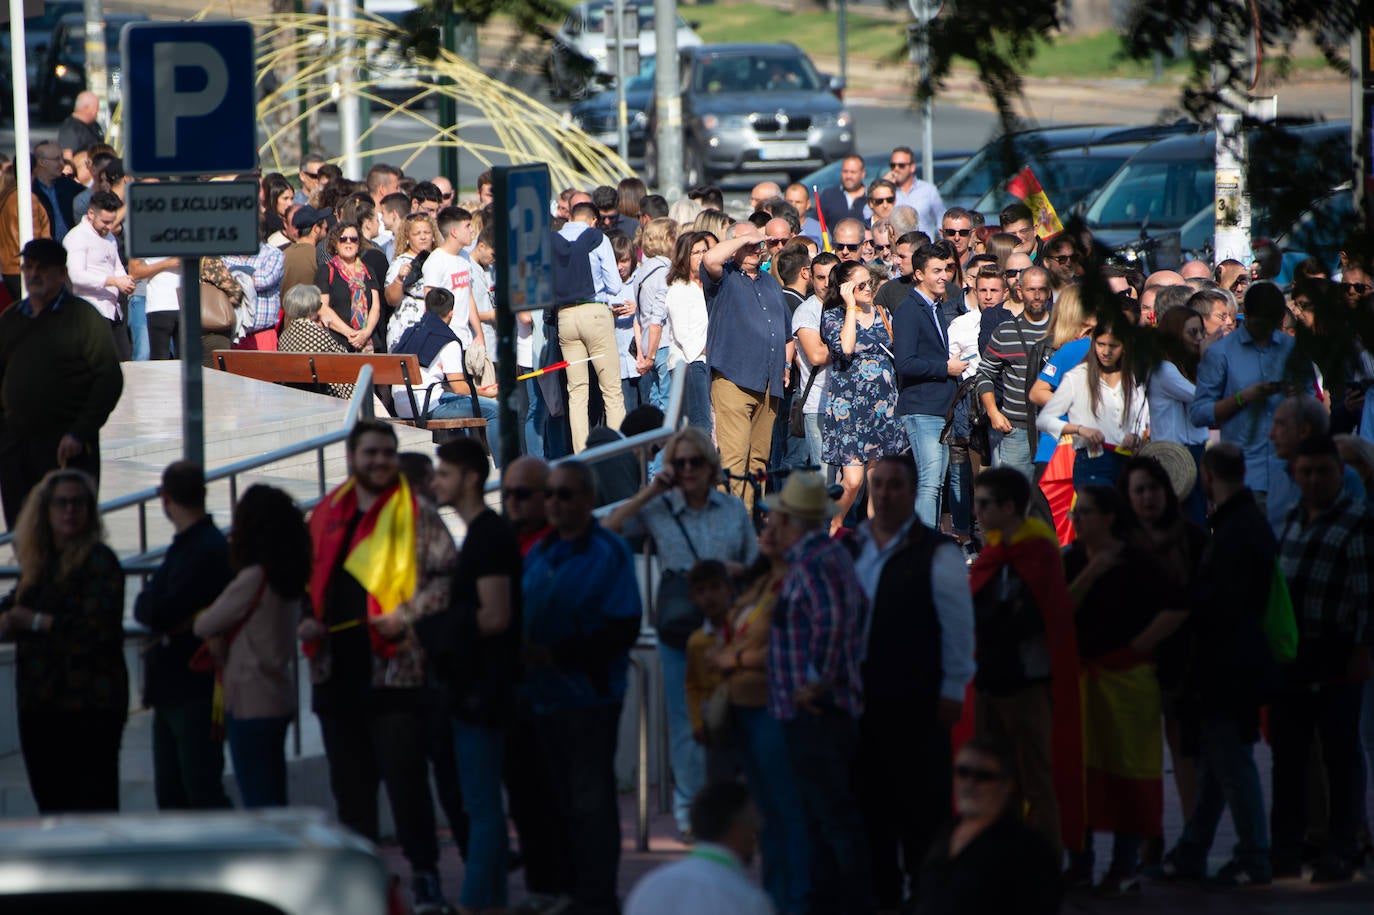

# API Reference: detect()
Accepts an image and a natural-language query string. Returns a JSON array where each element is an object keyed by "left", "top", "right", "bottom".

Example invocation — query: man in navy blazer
[
  {"left": 894, "top": 244, "right": 965, "bottom": 528},
  {"left": 817, "top": 155, "right": 869, "bottom": 230}
]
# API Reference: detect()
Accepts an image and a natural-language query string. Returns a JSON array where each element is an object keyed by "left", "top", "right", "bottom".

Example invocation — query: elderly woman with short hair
[{"left": 276, "top": 284, "right": 354, "bottom": 400}]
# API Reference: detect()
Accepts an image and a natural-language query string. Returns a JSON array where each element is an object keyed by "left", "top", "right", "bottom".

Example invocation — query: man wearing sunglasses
[
  {"left": 863, "top": 178, "right": 898, "bottom": 226},
  {"left": 296, "top": 152, "right": 326, "bottom": 205},
  {"left": 522, "top": 461, "right": 642, "bottom": 915},
  {"left": 1040, "top": 235, "right": 1083, "bottom": 289},
  {"left": 940, "top": 207, "right": 977, "bottom": 272},
  {"left": 885, "top": 145, "right": 945, "bottom": 239},
  {"left": 832, "top": 218, "right": 865, "bottom": 264}
]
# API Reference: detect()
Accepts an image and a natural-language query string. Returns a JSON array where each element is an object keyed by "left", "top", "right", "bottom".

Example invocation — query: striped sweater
[{"left": 975, "top": 315, "right": 1050, "bottom": 428}]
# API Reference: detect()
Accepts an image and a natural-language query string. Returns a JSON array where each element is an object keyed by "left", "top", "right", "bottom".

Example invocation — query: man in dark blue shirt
[{"left": 701, "top": 222, "right": 790, "bottom": 510}]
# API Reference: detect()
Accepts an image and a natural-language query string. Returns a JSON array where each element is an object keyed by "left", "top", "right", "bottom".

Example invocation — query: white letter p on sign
[{"left": 152, "top": 41, "right": 230, "bottom": 158}]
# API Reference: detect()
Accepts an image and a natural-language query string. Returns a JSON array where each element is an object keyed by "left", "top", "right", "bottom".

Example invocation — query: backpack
[{"left": 227, "top": 263, "right": 258, "bottom": 342}]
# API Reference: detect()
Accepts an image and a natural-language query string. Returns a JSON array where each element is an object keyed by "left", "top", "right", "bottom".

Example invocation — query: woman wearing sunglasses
[
  {"left": 820, "top": 260, "right": 906, "bottom": 534},
  {"left": 314, "top": 221, "right": 381, "bottom": 352},
  {"left": 606, "top": 428, "right": 756, "bottom": 841}
]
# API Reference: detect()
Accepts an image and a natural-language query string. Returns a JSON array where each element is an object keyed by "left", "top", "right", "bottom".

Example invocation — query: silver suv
[{"left": 644, "top": 43, "right": 855, "bottom": 190}]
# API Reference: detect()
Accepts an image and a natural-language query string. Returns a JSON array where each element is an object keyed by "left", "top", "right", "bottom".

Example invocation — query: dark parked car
[
  {"left": 568, "top": 57, "right": 657, "bottom": 158},
  {"left": 1087, "top": 120, "right": 1351, "bottom": 270},
  {"left": 35, "top": 12, "right": 147, "bottom": 122},
  {"left": 643, "top": 43, "right": 855, "bottom": 190},
  {"left": 938, "top": 121, "right": 1201, "bottom": 211},
  {"left": 0, "top": 2, "right": 82, "bottom": 121}
]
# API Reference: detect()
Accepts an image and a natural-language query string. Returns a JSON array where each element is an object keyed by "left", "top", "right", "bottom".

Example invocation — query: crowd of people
[{"left": 3, "top": 111, "right": 1374, "bottom": 915}]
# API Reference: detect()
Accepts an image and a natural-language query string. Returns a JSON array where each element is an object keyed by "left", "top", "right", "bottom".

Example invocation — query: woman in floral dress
[{"left": 820, "top": 259, "right": 907, "bottom": 533}]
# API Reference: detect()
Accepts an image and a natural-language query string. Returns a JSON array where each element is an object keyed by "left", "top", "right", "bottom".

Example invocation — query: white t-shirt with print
[{"left": 421, "top": 248, "right": 475, "bottom": 346}]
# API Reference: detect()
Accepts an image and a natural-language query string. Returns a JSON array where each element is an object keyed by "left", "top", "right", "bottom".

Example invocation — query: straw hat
[
  {"left": 761, "top": 471, "right": 840, "bottom": 522},
  {"left": 1136, "top": 441, "right": 1197, "bottom": 501}
]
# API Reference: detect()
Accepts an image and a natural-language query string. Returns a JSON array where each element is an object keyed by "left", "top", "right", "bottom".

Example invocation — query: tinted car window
[
  {"left": 1085, "top": 159, "right": 1212, "bottom": 229},
  {"left": 693, "top": 53, "right": 821, "bottom": 93}
]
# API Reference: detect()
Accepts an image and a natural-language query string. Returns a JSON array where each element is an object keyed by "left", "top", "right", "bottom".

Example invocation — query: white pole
[
  {"left": 334, "top": 0, "right": 360, "bottom": 180},
  {"left": 10, "top": 0, "right": 35, "bottom": 275},
  {"left": 652, "top": 0, "right": 681, "bottom": 198},
  {"left": 83, "top": 0, "right": 110, "bottom": 133}
]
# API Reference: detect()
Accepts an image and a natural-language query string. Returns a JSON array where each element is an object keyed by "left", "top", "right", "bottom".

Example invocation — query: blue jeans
[
  {"left": 782, "top": 710, "right": 874, "bottom": 915},
  {"left": 1073, "top": 449, "right": 1125, "bottom": 489},
  {"left": 1176, "top": 713, "right": 1270, "bottom": 875},
  {"left": 452, "top": 719, "right": 508, "bottom": 907},
  {"left": 518, "top": 370, "right": 546, "bottom": 459},
  {"left": 993, "top": 424, "right": 1034, "bottom": 480},
  {"left": 128, "top": 293, "right": 150, "bottom": 361},
  {"left": 658, "top": 644, "right": 704, "bottom": 832},
  {"left": 803, "top": 412, "right": 832, "bottom": 482},
  {"left": 734, "top": 705, "right": 810, "bottom": 915},
  {"left": 949, "top": 458, "right": 972, "bottom": 538},
  {"left": 430, "top": 392, "right": 502, "bottom": 467},
  {"left": 901, "top": 413, "right": 949, "bottom": 529},
  {"left": 641, "top": 346, "right": 671, "bottom": 410},
  {"left": 226, "top": 714, "right": 291, "bottom": 808},
  {"left": 683, "top": 361, "right": 713, "bottom": 433}
]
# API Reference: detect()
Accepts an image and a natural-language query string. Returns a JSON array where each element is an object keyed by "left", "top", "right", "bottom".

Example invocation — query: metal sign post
[
  {"left": 493, "top": 165, "right": 554, "bottom": 467},
  {"left": 607, "top": 0, "right": 640, "bottom": 163},
  {"left": 652, "top": 0, "right": 682, "bottom": 198},
  {"left": 123, "top": 22, "right": 258, "bottom": 465}
]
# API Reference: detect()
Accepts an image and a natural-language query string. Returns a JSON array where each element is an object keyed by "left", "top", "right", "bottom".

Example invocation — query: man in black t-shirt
[{"left": 430, "top": 438, "right": 524, "bottom": 911}]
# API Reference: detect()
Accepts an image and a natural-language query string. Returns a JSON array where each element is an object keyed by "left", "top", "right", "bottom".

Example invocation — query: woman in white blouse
[
  {"left": 1145, "top": 306, "right": 1210, "bottom": 523},
  {"left": 664, "top": 230, "right": 715, "bottom": 432},
  {"left": 1038, "top": 313, "right": 1149, "bottom": 489}
]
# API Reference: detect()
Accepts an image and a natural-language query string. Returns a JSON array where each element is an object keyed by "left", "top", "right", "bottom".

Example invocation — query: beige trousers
[
  {"left": 710, "top": 371, "right": 777, "bottom": 511},
  {"left": 558, "top": 303, "right": 625, "bottom": 452}
]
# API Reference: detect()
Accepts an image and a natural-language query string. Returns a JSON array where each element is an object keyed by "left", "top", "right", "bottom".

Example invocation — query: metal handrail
[{"left": 0, "top": 365, "right": 377, "bottom": 565}]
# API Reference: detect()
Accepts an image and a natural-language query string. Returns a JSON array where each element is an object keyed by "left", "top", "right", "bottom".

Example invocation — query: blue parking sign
[
  {"left": 496, "top": 165, "right": 553, "bottom": 312},
  {"left": 122, "top": 22, "right": 258, "bottom": 176}
]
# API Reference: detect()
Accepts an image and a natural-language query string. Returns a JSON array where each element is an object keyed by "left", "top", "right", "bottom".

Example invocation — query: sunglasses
[
  {"left": 338, "top": 235, "right": 360, "bottom": 243},
  {"left": 835, "top": 242, "right": 862, "bottom": 252},
  {"left": 943, "top": 228, "right": 973, "bottom": 238},
  {"left": 869, "top": 196, "right": 895, "bottom": 205},
  {"left": 955, "top": 764, "right": 1004, "bottom": 784},
  {"left": 1047, "top": 253, "right": 1075, "bottom": 265},
  {"left": 852, "top": 281, "right": 871, "bottom": 291},
  {"left": 302, "top": 171, "right": 321, "bottom": 180},
  {"left": 1003, "top": 268, "right": 1022, "bottom": 279},
  {"left": 441, "top": 192, "right": 454, "bottom": 200},
  {"left": 502, "top": 486, "right": 536, "bottom": 502},
  {"left": 672, "top": 455, "right": 708, "bottom": 471},
  {"left": 874, "top": 245, "right": 891, "bottom": 255},
  {"left": 544, "top": 486, "right": 582, "bottom": 501},
  {"left": 888, "top": 160, "right": 912, "bottom": 169},
  {"left": 765, "top": 236, "right": 790, "bottom": 246},
  {"left": 1343, "top": 281, "right": 1372, "bottom": 295}
]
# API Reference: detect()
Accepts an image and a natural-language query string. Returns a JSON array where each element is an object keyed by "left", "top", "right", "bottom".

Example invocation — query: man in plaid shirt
[
  {"left": 764, "top": 472, "right": 874, "bottom": 914},
  {"left": 1271, "top": 435, "right": 1374, "bottom": 883}
]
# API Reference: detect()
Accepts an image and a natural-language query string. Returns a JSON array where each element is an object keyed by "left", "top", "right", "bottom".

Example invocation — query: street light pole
[
  {"left": 83, "top": 0, "right": 110, "bottom": 132},
  {"left": 652, "top": 0, "right": 682, "bottom": 198},
  {"left": 907, "top": 0, "right": 941, "bottom": 185}
]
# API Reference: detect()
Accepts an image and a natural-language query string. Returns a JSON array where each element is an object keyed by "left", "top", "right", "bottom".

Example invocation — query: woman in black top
[
  {"left": 0, "top": 470, "right": 127, "bottom": 813},
  {"left": 1063, "top": 485, "right": 1187, "bottom": 896},
  {"left": 314, "top": 221, "right": 381, "bottom": 352},
  {"left": 1118, "top": 455, "right": 1208, "bottom": 858}
]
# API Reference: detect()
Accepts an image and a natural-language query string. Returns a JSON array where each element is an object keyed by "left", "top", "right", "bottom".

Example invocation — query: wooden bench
[{"left": 212, "top": 350, "right": 488, "bottom": 443}]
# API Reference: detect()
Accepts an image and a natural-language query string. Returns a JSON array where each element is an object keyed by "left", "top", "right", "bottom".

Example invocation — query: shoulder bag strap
[{"left": 662, "top": 494, "right": 701, "bottom": 561}]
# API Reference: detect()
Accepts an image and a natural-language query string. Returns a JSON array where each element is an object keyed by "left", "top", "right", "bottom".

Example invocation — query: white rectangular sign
[{"left": 125, "top": 181, "right": 261, "bottom": 258}]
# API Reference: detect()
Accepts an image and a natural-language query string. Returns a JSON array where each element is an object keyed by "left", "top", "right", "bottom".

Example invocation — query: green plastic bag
[{"left": 1263, "top": 561, "right": 1298, "bottom": 663}]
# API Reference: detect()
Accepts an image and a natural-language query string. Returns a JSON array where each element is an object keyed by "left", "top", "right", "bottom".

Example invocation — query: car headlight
[
  {"left": 632, "top": 110, "right": 648, "bottom": 128},
  {"left": 812, "top": 110, "right": 851, "bottom": 129},
  {"left": 701, "top": 113, "right": 748, "bottom": 130}
]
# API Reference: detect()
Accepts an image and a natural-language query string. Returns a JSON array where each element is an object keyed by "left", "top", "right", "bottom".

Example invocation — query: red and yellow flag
[
  {"left": 1006, "top": 166, "right": 1064, "bottom": 238},
  {"left": 343, "top": 474, "right": 417, "bottom": 615}
]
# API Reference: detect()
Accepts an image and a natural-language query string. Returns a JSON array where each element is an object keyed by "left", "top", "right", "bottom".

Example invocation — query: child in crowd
[{"left": 684, "top": 559, "right": 738, "bottom": 783}]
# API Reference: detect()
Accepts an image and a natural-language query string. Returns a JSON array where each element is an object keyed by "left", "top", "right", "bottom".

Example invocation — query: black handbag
[{"left": 655, "top": 497, "right": 703, "bottom": 650}]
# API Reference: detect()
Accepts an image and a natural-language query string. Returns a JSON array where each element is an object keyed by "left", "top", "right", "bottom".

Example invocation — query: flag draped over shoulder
[
  {"left": 963, "top": 517, "right": 1085, "bottom": 851},
  {"left": 306, "top": 475, "right": 418, "bottom": 659},
  {"left": 1006, "top": 167, "right": 1064, "bottom": 238}
]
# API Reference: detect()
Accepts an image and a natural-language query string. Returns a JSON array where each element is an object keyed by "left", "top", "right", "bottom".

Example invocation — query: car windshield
[
  {"left": 63, "top": 22, "right": 131, "bottom": 58},
  {"left": 939, "top": 145, "right": 1010, "bottom": 202},
  {"left": 585, "top": 7, "right": 688, "bottom": 32},
  {"left": 1084, "top": 158, "right": 1213, "bottom": 230},
  {"left": 693, "top": 53, "right": 822, "bottom": 94},
  {"left": 973, "top": 153, "right": 1133, "bottom": 214},
  {"left": 624, "top": 56, "right": 656, "bottom": 91}
]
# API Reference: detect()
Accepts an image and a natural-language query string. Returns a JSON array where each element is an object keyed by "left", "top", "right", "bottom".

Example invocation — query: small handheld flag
[
  {"left": 811, "top": 185, "right": 832, "bottom": 253},
  {"left": 1006, "top": 166, "right": 1064, "bottom": 238}
]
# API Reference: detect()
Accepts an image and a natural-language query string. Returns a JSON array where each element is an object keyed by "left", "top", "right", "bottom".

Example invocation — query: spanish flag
[
  {"left": 811, "top": 185, "right": 832, "bottom": 253},
  {"left": 306, "top": 474, "right": 418, "bottom": 659},
  {"left": 1006, "top": 166, "right": 1064, "bottom": 239},
  {"left": 1081, "top": 650, "right": 1164, "bottom": 836}
]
